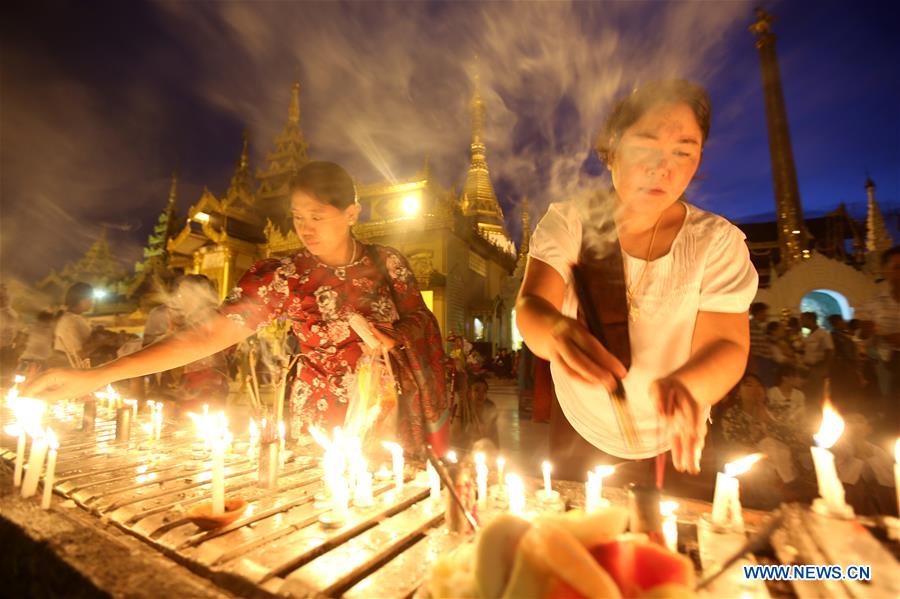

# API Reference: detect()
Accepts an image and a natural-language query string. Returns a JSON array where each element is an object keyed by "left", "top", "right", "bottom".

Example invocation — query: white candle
[
  {"left": 211, "top": 435, "right": 226, "bottom": 515},
  {"left": 278, "top": 421, "right": 286, "bottom": 470},
  {"left": 354, "top": 461, "right": 374, "bottom": 507},
  {"left": 894, "top": 439, "right": 900, "bottom": 517},
  {"left": 496, "top": 456, "right": 505, "bottom": 483},
  {"left": 21, "top": 433, "right": 48, "bottom": 498},
  {"left": 811, "top": 402, "right": 850, "bottom": 515},
  {"left": 712, "top": 454, "right": 762, "bottom": 529},
  {"left": 475, "top": 452, "right": 488, "bottom": 507},
  {"left": 426, "top": 460, "right": 441, "bottom": 502},
  {"left": 660, "top": 500, "right": 679, "bottom": 552},
  {"left": 152, "top": 401, "right": 163, "bottom": 441},
  {"left": 594, "top": 465, "right": 615, "bottom": 501},
  {"left": 506, "top": 473, "right": 525, "bottom": 516},
  {"left": 13, "top": 427, "right": 25, "bottom": 487},
  {"left": 541, "top": 460, "right": 553, "bottom": 495},
  {"left": 382, "top": 442, "right": 404, "bottom": 493},
  {"left": 41, "top": 429, "right": 59, "bottom": 509}
]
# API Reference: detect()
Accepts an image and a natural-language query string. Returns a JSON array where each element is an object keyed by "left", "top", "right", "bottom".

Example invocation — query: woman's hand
[
  {"left": 651, "top": 376, "right": 708, "bottom": 474},
  {"left": 369, "top": 322, "right": 398, "bottom": 351},
  {"left": 547, "top": 316, "right": 626, "bottom": 392},
  {"left": 20, "top": 368, "right": 108, "bottom": 402}
]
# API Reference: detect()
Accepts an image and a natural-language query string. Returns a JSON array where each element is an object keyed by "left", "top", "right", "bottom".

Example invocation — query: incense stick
[
  {"left": 425, "top": 446, "right": 479, "bottom": 532},
  {"left": 571, "top": 266, "right": 640, "bottom": 450}
]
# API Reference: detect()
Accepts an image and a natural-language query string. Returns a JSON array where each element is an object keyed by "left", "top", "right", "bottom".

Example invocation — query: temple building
[
  {"left": 166, "top": 81, "right": 522, "bottom": 348},
  {"left": 744, "top": 8, "right": 894, "bottom": 322}
]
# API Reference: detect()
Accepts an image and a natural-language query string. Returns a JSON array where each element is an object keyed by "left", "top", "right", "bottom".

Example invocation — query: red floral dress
[{"left": 220, "top": 243, "right": 450, "bottom": 454}]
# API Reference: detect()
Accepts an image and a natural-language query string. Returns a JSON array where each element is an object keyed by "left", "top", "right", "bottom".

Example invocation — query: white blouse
[{"left": 529, "top": 199, "right": 758, "bottom": 458}]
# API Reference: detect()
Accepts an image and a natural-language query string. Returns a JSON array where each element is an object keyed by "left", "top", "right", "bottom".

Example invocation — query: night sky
[{"left": 1, "top": 0, "right": 898, "bottom": 285}]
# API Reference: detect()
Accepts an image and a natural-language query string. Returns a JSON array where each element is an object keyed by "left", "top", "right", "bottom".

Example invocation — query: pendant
[{"left": 629, "top": 303, "right": 639, "bottom": 322}]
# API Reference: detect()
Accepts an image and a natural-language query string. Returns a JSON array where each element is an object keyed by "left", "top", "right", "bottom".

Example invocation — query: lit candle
[
  {"left": 41, "top": 429, "right": 59, "bottom": 510},
  {"left": 151, "top": 401, "right": 163, "bottom": 441},
  {"left": 475, "top": 452, "right": 488, "bottom": 507},
  {"left": 354, "top": 459, "right": 374, "bottom": 508},
  {"left": 542, "top": 460, "right": 552, "bottom": 495},
  {"left": 711, "top": 453, "right": 763, "bottom": 529},
  {"left": 594, "top": 465, "right": 614, "bottom": 501},
  {"left": 506, "top": 473, "right": 525, "bottom": 516},
  {"left": 446, "top": 450, "right": 458, "bottom": 464},
  {"left": 426, "top": 459, "right": 441, "bottom": 502},
  {"left": 382, "top": 441, "right": 404, "bottom": 493},
  {"left": 660, "top": 500, "right": 679, "bottom": 552},
  {"left": 496, "top": 455, "right": 505, "bottom": 483},
  {"left": 810, "top": 402, "right": 852, "bottom": 516},
  {"left": 249, "top": 418, "right": 259, "bottom": 461},
  {"left": 894, "top": 439, "right": 900, "bottom": 517},
  {"left": 12, "top": 425, "right": 26, "bottom": 487},
  {"left": 209, "top": 412, "right": 230, "bottom": 516},
  {"left": 21, "top": 431, "right": 49, "bottom": 498},
  {"left": 278, "top": 421, "right": 286, "bottom": 470}
]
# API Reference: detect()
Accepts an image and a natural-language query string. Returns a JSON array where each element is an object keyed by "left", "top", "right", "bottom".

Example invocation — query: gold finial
[
  {"left": 239, "top": 130, "right": 250, "bottom": 169},
  {"left": 167, "top": 170, "right": 178, "bottom": 208},
  {"left": 750, "top": 7, "right": 775, "bottom": 37},
  {"left": 470, "top": 74, "right": 485, "bottom": 144},
  {"left": 519, "top": 197, "right": 531, "bottom": 258},
  {"left": 289, "top": 82, "right": 301, "bottom": 124}
]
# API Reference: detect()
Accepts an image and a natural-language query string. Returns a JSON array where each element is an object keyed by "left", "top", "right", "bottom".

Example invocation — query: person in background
[
  {"left": 834, "top": 413, "right": 898, "bottom": 516},
  {"left": 0, "top": 284, "right": 20, "bottom": 384},
  {"left": 801, "top": 311, "right": 833, "bottom": 412},
  {"left": 766, "top": 363, "right": 805, "bottom": 429},
  {"left": 17, "top": 310, "right": 56, "bottom": 376},
  {"left": 767, "top": 320, "right": 796, "bottom": 366},
  {"left": 451, "top": 375, "right": 500, "bottom": 451},
  {"left": 856, "top": 245, "right": 900, "bottom": 436},
  {"left": 786, "top": 316, "right": 805, "bottom": 357},
  {"left": 749, "top": 302, "right": 776, "bottom": 386},
  {"left": 52, "top": 282, "right": 94, "bottom": 367},
  {"left": 828, "top": 314, "right": 862, "bottom": 410}
]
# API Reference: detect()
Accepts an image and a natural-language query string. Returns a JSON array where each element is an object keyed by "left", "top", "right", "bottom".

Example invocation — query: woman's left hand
[
  {"left": 369, "top": 323, "right": 398, "bottom": 351},
  {"left": 650, "top": 376, "right": 708, "bottom": 474}
]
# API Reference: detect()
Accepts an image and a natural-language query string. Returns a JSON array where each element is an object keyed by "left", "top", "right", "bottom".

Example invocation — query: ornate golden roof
[{"left": 865, "top": 179, "right": 894, "bottom": 255}]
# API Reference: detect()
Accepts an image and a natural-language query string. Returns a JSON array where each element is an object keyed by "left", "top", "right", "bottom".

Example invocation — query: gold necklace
[{"left": 625, "top": 215, "right": 663, "bottom": 322}]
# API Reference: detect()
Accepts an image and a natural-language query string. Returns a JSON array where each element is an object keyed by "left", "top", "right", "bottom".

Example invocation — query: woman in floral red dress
[{"left": 26, "top": 161, "right": 450, "bottom": 453}]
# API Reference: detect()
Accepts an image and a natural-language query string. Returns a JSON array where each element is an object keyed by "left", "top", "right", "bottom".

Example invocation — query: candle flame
[
  {"left": 14, "top": 374, "right": 26, "bottom": 384},
  {"left": 542, "top": 460, "right": 552, "bottom": 475},
  {"left": 446, "top": 450, "right": 458, "bottom": 463},
  {"left": 249, "top": 418, "right": 259, "bottom": 438},
  {"left": 813, "top": 401, "right": 844, "bottom": 449},
  {"left": 278, "top": 420, "right": 286, "bottom": 439},
  {"left": 594, "top": 465, "right": 616, "bottom": 478},
  {"left": 11, "top": 397, "right": 46, "bottom": 437},
  {"left": 382, "top": 441, "right": 402, "bottom": 456},
  {"left": 660, "top": 500, "right": 679, "bottom": 517},
  {"left": 724, "top": 453, "right": 764, "bottom": 477},
  {"left": 496, "top": 456, "right": 505, "bottom": 468},
  {"left": 308, "top": 425, "right": 331, "bottom": 449},
  {"left": 474, "top": 451, "right": 486, "bottom": 466},
  {"left": 46, "top": 428, "right": 58, "bottom": 450}
]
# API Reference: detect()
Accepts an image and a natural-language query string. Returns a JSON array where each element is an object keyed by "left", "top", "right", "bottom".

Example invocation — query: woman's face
[
  {"left": 609, "top": 102, "right": 702, "bottom": 214},
  {"left": 291, "top": 191, "right": 359, "bottom": 259}
]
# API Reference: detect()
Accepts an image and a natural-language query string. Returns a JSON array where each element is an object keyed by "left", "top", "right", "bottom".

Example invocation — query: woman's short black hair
[
  {"left": 289, "top": 161, "right": 358, "bottom": 210},
  {"left": 766, "top": 321, "right": 782, "bottom": 334},
  {"left": 595, "top": 79, "right": 712, "bottom": 166},
  {"left": 64, "top": 282, "right": 93, "bottom": 310}
]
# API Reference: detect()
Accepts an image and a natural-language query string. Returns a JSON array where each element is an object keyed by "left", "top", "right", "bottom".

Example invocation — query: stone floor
[{"left": 487, "top": 377, "right": 549, "bottom": 476}]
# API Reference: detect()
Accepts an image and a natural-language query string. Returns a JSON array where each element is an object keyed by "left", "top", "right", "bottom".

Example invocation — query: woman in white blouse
[{"left": 516, "top": 80, "right": 757, "bottom": 480}]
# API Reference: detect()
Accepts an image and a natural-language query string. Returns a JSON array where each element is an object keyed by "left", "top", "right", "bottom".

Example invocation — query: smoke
[{"left": 1, "top": 0, "right": 755, "bottom": 289}]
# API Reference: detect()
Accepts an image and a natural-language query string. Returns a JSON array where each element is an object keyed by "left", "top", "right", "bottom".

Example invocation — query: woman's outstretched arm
[{"left": 22, "top": 313, "right": 253, "bottom": 401}]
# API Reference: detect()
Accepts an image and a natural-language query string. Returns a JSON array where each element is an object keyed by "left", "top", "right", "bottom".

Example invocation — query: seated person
[
  {"left": 766, "top": 364, "right": 805, "bottom": 428},
  {"left": 451, "top": 375, "right": 500, "bottom": 451}
]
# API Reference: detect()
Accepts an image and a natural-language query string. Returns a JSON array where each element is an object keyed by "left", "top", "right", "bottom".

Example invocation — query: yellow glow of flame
[
  {"left": 446, "top": 450, "right": 458, "bottom": 463},
  {"left": 595, "top": 465, "right": 616, "bottom": 478},
  {"left": 813, "top": 402, "right": 844, "bottom": 449},
  {"left": 46, "top": 428, "right": 58, "bottom": 450},
  {"left": 660, "top": 500, "right": 679, "bottom": 517},
  {"left": 14, "top": 374, "right": 26, "bottom": 384},
  {"left": 542, "top": 460, "right": 552, "bottom": 475},
  {"left": 308, "top": 425, "right": 331, "bottom": 449},
  {"left": 894, "top": 438, "right": 899, "bottom": 465},
  {"left": 724, "top": 453, "right": 764, "bottom": 477},
  {"left": 474, "top": 451, "right": 486, "bottom": 466}
]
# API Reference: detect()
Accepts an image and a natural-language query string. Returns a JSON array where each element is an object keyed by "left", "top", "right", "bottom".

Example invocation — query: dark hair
[
  {"left": 801, "top": 311, "right": 817, "bottom": 320},
  {"left": 64, "top": 282, "right": 93, "bottom": 310},
  {"left": 776, "top": 363, "right": 798, "bottom": 383},
  {"left": 766, "top": 321, "right": 782, "bottom": 334},
  {"left": 787, "top": 317, "right": 799, "bottom": 328},
  {"left": 827, "top": 314, "right": 844, "bottom": 327},
  {"left": 750, "top": 302, "right": 769, "bottom": 317},
  {"left": 881, "top": 245, "right": 900, "bottom": 266},
  {"left": 289, "top": 161, "right": 357, "bottom": 210},
  {"left": 595, "top": 79, "right": 712, "bottom": 166},
  {"left": 470, "top": 375, "right": 489, "bottom": 389}
]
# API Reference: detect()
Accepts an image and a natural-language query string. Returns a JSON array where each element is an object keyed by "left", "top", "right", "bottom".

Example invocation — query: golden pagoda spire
[
  {"left": 750, "top": 7, "right": 809, "bottom": 269},
  {"left": 289, "top": 81, "right": 301, "bottom": 125},
  {"left": 865, "top": 177, "right": 894, "bottom": 266},
  {"left": 226, "top": 131, "right": 253, "bottom": 200},
  {"left": 460, "top": 71, "right": 504, "bottom": 226},
  {"left": 167, "top": 171, "right": 178, "bottom": 210}
]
